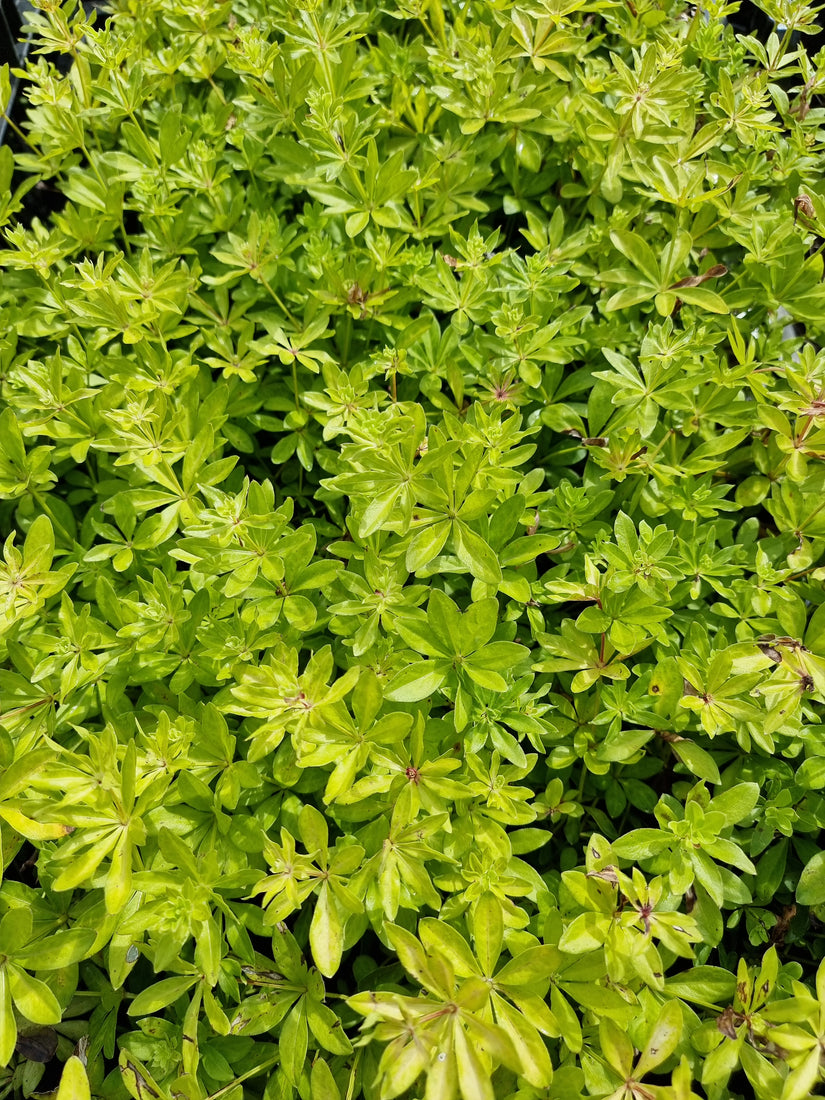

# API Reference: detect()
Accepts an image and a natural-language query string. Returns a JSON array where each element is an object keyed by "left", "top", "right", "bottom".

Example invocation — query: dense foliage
[{"left": 2, "top": 0, "right": 825, "bottom": 1097}]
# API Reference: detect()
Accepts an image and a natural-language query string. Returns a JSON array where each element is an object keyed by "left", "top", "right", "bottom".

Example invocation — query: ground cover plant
[{"left": 2, "top": 0, "right": 825, "bottom": 1097}]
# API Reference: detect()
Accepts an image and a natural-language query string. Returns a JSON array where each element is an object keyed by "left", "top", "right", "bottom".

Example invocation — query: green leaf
[
  {"left": 673, "top": 285, "right": 729, "bottom": 313},
  {"left": 105, "top": 830, "right": 134, "bottom": 914},
  {"left": 453, "top": 522, "right": 502, "bottom": 584},
  {"left": 56, "top": 1056, "right": 92, "bottom": 1100},
  {"left": 385, "top": 924, "right": 437, "bottom": 991},
  {"left": 419, "top": 919, "right": 478, "bottom": 978},
  {"left": 280, "top": 1001, "right": 308, "bottom": 1087},
  {"left": 423, "top": 1043, "right": 457, "bottom": 1100},
  {"left": 299, "top": 804, "right": 329, "bottom": 857},
  {"left": 0, "top": 908, "right": 32, "bottom": 955},
  {"left": 558, "top": 913, "right": 610, "bottom": 953},
  {"left": 22, "top": 514, "right": 55, "bottom": 572},
  {"left": 599, "top": 1017, "right": 634, "bottom": 1075},
  {"left": 310, "top": 884, "right": 343, "bottom": 977},
  {"left": 708, "top": 783, "right": 760, "bottom": 824},
  {"left": 51, "top": 830, "right": 120, "bottom": 893},
  {"left": 454, "top": 1023, "right": 494, "bottom": 1100},
  {"left": 384, "top": 661, "right": 446, "bottom": 702},
  {"left": 471, "top": 893, "right": 503, "bottom": 975},
  {"left": 382, "top": 1041, "right": 429, "bottom": 1098},
  {"left": 670, "top": 739, "right": 721, "bottom": 784},
  {"left": 495, "top": 946, "right": 557, "bottom": 987},
  {"left": 311, "top": 1059, "right": 341, "bottom": 1100},
  {"left": 127, "top": 975, "right": 198, "bottom": 1016},
  {"left": 14, "top": 929, "right": 97, "bottom": 970},
  {"left": 635, "top": 999, "right": 683, "bottom": 1075},
  {"left": 462, "top": 1012, "right": 520, "bottom": 1074},
  {"left": 0, "top": 969, "right": 15, "bottom": 1067},
  {"left": 797, "top": 850, "right": 825, "bottom": 906},
  {"left": 492, "top": 995, "right": 553, "bottom": 1088},
  {"left": 780, "top": 1047, "right": 821, "bottom": 1100},
  {"left": 598, "top": 726, "right": 654, "bottom": 762},
  {"left": 664, "top": 967, "right": 736, "bottom": 1008},
  {"left": 307, "top": 999, "right": 353, "bottom": 1055},
  {"left": 611, "top": 829, "right": 671, "bottom": 859},
  {"left": 796, "top": 756, "right": 825, "bottom": 790},
  {"left": 406, "top": 521, "right": 452, "bottom": 573},
  {"left": 7, "top": 965, "right": 62, "bottom": 1025},
  {"left": 609, "top": 229, "right": 661, "bottom": 286}
]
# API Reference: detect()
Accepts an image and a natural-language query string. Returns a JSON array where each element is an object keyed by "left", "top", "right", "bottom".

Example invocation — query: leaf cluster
[{"left": 1, "top": 1, "right": 825, "bottom": 1099}]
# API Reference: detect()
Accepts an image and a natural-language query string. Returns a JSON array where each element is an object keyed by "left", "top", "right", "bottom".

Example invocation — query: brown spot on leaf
[
  {"left": 670, "top": 264, "right": 728, "bottom": 290},
  {"left": 717, "top": 1006, "right": 741, "bottom": 1039},
  {"left": 587, "top": 866, "right": 619, "bottom": 885},
  {"left": 794, "top": 194, "right": 815, "bottom": 225}
]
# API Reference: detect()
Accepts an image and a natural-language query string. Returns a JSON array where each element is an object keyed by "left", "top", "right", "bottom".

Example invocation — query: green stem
[
  {"left": 80, "top": 142, "right": 132, "bottom": 255},
  {"left": 343, "top": 163, "right": 369, "bottom": 205},
  {"left": 418, "top": 13, "right": 441, "bottom": 47},
  {"left": 206, "top": 74, "right": 227, "bottom": 105},
  {"left": 777, "top": 24, "right": 795, "bottom": 65},
  {"left": 340, "top": 312, "right": 352, "bottom": 366},
  {"left": 190, "top": 291, "right": 224, "bottom": 325},
  {"left": 80, "top": 143, "right": 108, "bottom": 192},
  {"left": 1, "top": 109, "right": 33, "bottom": 149},
  {"left": 261, "top": 276, "right": 297, "bottom": 324},
  {"left": 207, "top": 1057, "right": 280, "bottom": 1099},
  {"left": 310, "top": 12, "right": 336, "bottom": 92},
  {"left": 800, "top": 494, "right": 825, "bottom": 531},
  {"left": 345, "top": 1050, "right": 362, "bottom": 1100}
]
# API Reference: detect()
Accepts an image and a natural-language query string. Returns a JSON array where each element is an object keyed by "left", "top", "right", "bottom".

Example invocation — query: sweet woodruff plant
[{"left": 2, "top": 0, "right": 825, "bottom": 1098}]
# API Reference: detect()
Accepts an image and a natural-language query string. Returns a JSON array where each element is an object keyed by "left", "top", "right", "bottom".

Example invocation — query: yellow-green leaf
[
  {"left": 310, "top": 882, "right": 343, "bottom": 978},
  {"left": 0, "top": 969, "right": 16, "bottom": 1067},
  {"left": 7, "top": 964, "right": 62, "bottom": 1025},
  {"left": 57, "top": 1056, "right": 91, "bottom": 1100}
]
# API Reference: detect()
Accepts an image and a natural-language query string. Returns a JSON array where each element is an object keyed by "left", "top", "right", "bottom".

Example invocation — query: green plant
[{"left": 2, "top": 0, "right": 825, "bottom": 1098}]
